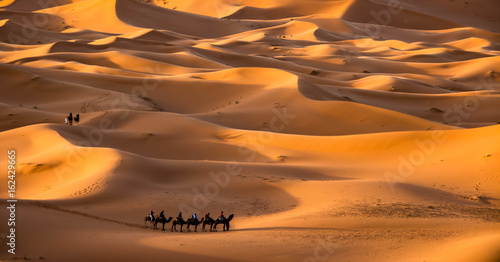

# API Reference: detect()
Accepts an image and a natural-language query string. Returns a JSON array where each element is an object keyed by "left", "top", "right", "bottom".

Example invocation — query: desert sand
[{"left": 0, "top": 0, "right": 499, "bottom": 261}]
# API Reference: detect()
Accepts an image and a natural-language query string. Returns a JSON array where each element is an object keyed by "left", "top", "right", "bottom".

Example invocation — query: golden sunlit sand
[{"left": 0, "top": 0, "right": 499, "bottom": 261}]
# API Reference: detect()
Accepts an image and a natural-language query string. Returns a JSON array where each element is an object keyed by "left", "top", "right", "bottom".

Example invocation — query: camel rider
[
  {"left": 177, "top": 212, "right": 182, "bottom": 222},
  {"left": 192, "top": 213, "right": 198, "bottom": 221},
  {"left": 150, "top": 210, "right": 155, "bottom": 220},
  {"left": 205, "top": 213, "right": 211, "bottom": 220},
  {"left": 219, "top": 211, "right": 226, "bottom": 221},
  {"left": 160, "top": 210, "right": 165, "bottom": 219}
]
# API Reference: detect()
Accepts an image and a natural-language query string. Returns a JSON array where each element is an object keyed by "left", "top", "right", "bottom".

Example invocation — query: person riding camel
[
  {"left": 177, "top": 212, "right": 183, "bottom": 222},
  {"left": 150, "top": 210, "right": 155, "bottom": 220},
  {"left": 160, "top": 210, "right": 165, "bottom": 219},
  {"left": 192, "top": 213, "right": 198, "bottom": 222},
  {"left": 205, "top": 213, "right": 211, "bottom": 220},
  {"left": 219, "top": 211, "right": 226, "bottom": 221}
]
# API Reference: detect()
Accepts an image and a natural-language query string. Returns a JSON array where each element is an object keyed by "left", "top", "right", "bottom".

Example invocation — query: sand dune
[
  {"left": 427, "top": 233, "right": 500, "bottom": 262},
  {"left": 1, "top": 0, "right": 499, "bottom": 261}
]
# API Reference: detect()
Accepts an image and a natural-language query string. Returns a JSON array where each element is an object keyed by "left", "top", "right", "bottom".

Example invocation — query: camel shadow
[{"left": 230, "top": 226, "right": 346, "bottom": 232}]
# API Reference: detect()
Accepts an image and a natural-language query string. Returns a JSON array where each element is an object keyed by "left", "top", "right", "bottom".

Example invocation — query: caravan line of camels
[{"left": 144, "top": 211, "right": 234, "bottom": 232}]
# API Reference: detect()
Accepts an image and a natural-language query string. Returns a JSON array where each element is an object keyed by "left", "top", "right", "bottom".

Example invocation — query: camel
[
  {"left": 212, "top": 214, "right": 234, "bottom": 232},
  {"left": 186, "top": 217, "right": 204, "bottom": 232},
  {"left": 171, "top": 218, "right": 186, "bottom": 232},
  {"left": 144, "top": 214, "right": 155, "bottom": 228},
  {"left": 202, "top": 216, "right": 215, "bottom": 232},
  {"left": 154, "top": 216, "right": 173, "bottom": 231}
]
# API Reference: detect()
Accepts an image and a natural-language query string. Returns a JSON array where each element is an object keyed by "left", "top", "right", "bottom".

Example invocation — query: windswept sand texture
[{"left": 1, "top": 0, "right": 500, "bottom": 261}]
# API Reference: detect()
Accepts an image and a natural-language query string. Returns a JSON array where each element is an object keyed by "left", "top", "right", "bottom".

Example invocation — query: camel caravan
[{"left": 145, "top": 211, "right": 234, "bottom": 232}]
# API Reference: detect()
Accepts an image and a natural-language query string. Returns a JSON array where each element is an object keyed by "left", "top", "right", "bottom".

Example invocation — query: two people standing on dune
[{"left": 65, "top": 112, "right": 80, "bottom": 125}]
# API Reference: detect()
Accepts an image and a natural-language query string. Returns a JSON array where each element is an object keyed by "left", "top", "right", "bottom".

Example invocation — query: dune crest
[{"left": 0, "top": 124, "right": 120, "bottom": 200}]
